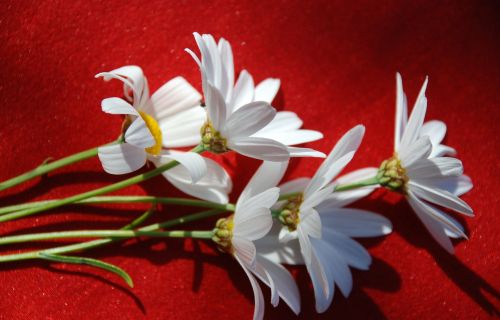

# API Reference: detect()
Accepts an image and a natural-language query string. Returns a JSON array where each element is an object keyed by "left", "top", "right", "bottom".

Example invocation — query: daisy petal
[
  {"left": 307, "top": 240, "right": 334, "bottom": 313},
  {"left": 305, "top": 125, "right": 365, "bottom": 197},
  {"left": 318, "top": 208, "right": 392, "bottom": 238},
  {"left": 153, "top": 151, "right": 207, "bottom": 183},
  {"left": 409, "top": 181, "right": 473, "bottom": 216},
  {"left": 229, "top": 137, "right": 289, "bottom": 162},
  {"left": 317, "top": 167, "right": 378, "bottom": 209},
  {"left": 205, "top": 82, "right": 227, "bottom": 131},
  {"left": 255, "top": 224, "right": 304, "bottom": 265},
  {"left": 415, "top": 175, "right": 472, "bottom": 197},
  {"left": 233, "top": 207, "right": 274, "bottom": 241},
  {"left": 259, "top": 111, "right": 302, "bottom": 132},
  {"left": 101, "top": 97, "right": 138, "bottom": 115},
  {"left": 407, "top": 157, "right": 463, "bottom": 179},
  {"left": 399, "top": 136, "right": 432, "bottom": 167},
  {"left": 421, "top": 120, "right": 446, "bottom": 146},
  {"left": 321, "top": 229, "right": 371, "bottom": 270},
  {"left": 146, "top": 76, "right": 202, "bottom": 122},
  {"left": 302, "top": 184, "right": 335, "bottom": 212},
  {"left": 124, "top": 117, "right": 155, "bottom": 149},
  {"left": 299, "top": 209, "right": 322, "bottom": 239},
  {"left": 254, "top": 255, "right": 301, "bottom": 315},
  {"left": 234, "top": 256, "right": 265, "bottom": 320},
  {"left": 395, "top": 72, "right": 408, "bottom": 150},
  {"left": 254, "top": 78, "right": 280, "bottom": 103},
  {"left": 399, "top": 76, "right": 428, "bottom": 149},
  {"left": 225, "top": 102, "right": 276, "bottom": 138},
  {"left": 230, "top": 70, "right": 255, "bottom": 112},
  {"left": 431, "top": 144, "right": 457, "bottom": 158},
  {"left": 98, "top": 143, "right": 146, "bottom": 175},
  {"left": 288, "top": 147, "right": 326, "bottom": 158},
  {"left": 238, "top": 161, "right": 288, "bottom": 206},
  {"left": 218, "top": 38, "right": 234, "bottom": 101},
  {"left": 279, "top": 178, "right": 311, "bottom": 195},
  {"left": 407, "top": 192, "right": 455, "bottom": 253},
  {"left": 233, "top": 236, "right": 257, "bottom": 267}
]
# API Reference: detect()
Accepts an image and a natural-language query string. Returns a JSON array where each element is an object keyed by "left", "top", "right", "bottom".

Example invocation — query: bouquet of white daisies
[{"left": 0, "top": 33, "right": 473, "bottom": 319}]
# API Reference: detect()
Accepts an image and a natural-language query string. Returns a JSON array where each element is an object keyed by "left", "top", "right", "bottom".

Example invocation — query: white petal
[
  {"left": 238, "top": 161, "right": 288, "bottom": 206},
  {"left": 96, "top": 66, "right": 149, "bottom": 109},
  {"left": 407, "top": 157, "right": 463, "bottom": 179},
  {"left": 299, "top": 209, "right": 322, "bottom": 239},
  {"left": 233, "top": 236, "right": 257, "bottom": 267},
  {"left": 288, "top": 147, "right": 326, "bottom": 158},
  {"left": 254, "top": 78, "right": 280, "bottom": 103},
  {"left": 145, "top": 76, "right": 202, "bottom": 123},
  {"left": 160, "top": 107, "right": 205, "bottom": 148},
  {"left": 407, "top": 192, "right": 455, "bottom": 253},
  {"left": 301, "top": 184, "right": 334, "bottom": 212},
  {"left": 394, "top": 72, "right": 408, "bottom": 150},
  {"left": 279, "top": 178, "right": 311, "bottom": 195},
  {"left": 229, "top": 137, "right": 289, "bottom": 162},
  {"left": 218, "top": 38, "right": 234, "bottom": 101},
  {"left": 124, "top": 117, "right": 155, "bottom": 149},
  {"left": 253, "top": 255, "right": 301, "bottom": 315},
  {"left": 415, "top": 175, "right": 472, "bottom": 197},
  {"left": 307, "top": 240, "right": 334, "bottom": 313},
  {"left": 205, "top": 82, "right": 227, "bottom": 131},
  {"left": 233, "top": 207, "right": 273, "bottom": 241},
  {"left": 255, "top": 224, "right": 304, "bottom": 265},
  {"left": 311, "top": 238, "right": 353, "bottom": 297},
  {"left": 409, "top": 181, "right": 473, "bottom": 216},
  {"left": 399, "top": 136, "right": 432, "bottom": 167},
  {"left": 152, "top": 151, "right": 207, "bottom": 183},
  {"left": 255, "top": 129, "right": 323, "bottom": 146},
  {"left": 258, "top": 111, "right": 303, "bottom": 133},
  {"left": 97, "top": 143, "right": 146, "bottom": 175},
  {"left": 304, "top": 125, "right": 365, "bottom": 197},
  {"left": 399, "top": 76, "right": 428, "bottom": 149},
  {"left": 101, "top": 97, "right": 138, "bottom": 115},
  {"left": 234, "top": 255, "right": 265, "bottom": 320},
  {"left": 279, "top": 228, "right": 298, "bottom": 243},
  {"left": 317, "top": 168, "right": 378, "bottom": 209},
  {"left": 321, "top": 229, "right": 371, "bottom": 270},
  {"left": 421, "top": 120, "right": 446, "bottom": 146},
  {"left": 230, "top": 70, "right": 254, "bottom": 112},
  {"left": 224, "top": 102, "right": 276, "bottom": 139},
  {"left": 431, "top": 144, "right": 457, "bottom": 158},
  {"left": 318, "top": 208, "right": 393, "bottom": 238}
]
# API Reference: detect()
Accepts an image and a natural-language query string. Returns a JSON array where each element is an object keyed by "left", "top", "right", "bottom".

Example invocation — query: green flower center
[
  {"left": 201, "top": 121, "right": 228, "bottom": 154},
  {"left": 377, "top": 153, "right": 409, "bottom": 193},
  {"left": 212, "top": 216, "right": 234, "bottom": 253},
  {"left": 278, "top": 194, "right": 304, "bottom": 232}
]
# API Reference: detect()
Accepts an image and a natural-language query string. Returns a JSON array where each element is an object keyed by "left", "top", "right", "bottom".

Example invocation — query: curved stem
[
  {"left": 0, "top": 144, "right": 205, "bottom": 223},
  {"left": 334, "top": 176, "right": 380, "bottom": 192},
  {"left": 0, "top": 142, "right": 115, "bottom": 192},
  {"left": 0, "top": 196, "right": 235, "bottom": 216},
  {"left": 0, "top": 209, "right": 222, "bottom": 263},
  {"left": 0, "top": 229, "right": 214, "bottom": 246}
]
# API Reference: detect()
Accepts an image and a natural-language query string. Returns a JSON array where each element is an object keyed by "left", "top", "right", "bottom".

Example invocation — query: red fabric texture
[{"left": 0, "top": 1, "right": 499, "bottom": 319}]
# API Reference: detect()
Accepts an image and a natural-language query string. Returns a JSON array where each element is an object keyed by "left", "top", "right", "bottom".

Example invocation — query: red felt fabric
[{"left": 0, "top": 1, "right": 499, "bottom": 319}]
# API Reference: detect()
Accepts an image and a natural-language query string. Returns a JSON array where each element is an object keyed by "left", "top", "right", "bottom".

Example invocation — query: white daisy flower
[
  {"left": 255, "top": 125, "right": 392, "bottom": 313},
  {"left": 186, "top": 33, "right": 325, "bottom": 160},
  {"left": 377, "top": 72, "right": 473, "bottom": 253},
  {"left": 212, "top": 161, "right": 300, "bottom": 319},
  {"left": 96, "top": 66, "right": 232, "bottom": 203}
]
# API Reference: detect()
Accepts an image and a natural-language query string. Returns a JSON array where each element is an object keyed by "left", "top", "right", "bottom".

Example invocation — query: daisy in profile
[
  {"left": 186, "top": 33, "right": 325, "bottom": 160},
  {"left": 212, "top": 161, "right": 300, "bottom": 320},
  {"left": 256, "top": 125, "right": 392, "bottom": 313},
  {"left": 377, "top": 73, "right": 473, "bottom": 253},
  {"left": 96, "top": 66, "right": 232, "bottom": 203}
]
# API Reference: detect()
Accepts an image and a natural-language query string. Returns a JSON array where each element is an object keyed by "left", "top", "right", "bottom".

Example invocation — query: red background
[{"left": 0, "top": 1, "right": 499, "bottom": 319}]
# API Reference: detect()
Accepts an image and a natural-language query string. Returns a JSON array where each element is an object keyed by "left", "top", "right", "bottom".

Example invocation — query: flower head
[
  {"left": 256, "top": 125, "right": 392, "bottom": 313},
  {"left": 213, "top": 161, "right": 301, "bottom": 319},
  {"left": 96, "top": 66, "right": 232, "bottom": 203},
  {"left": 186, "top": 33, "right": 325, "bottom": 161},
  {"left": 380, "top": 72, "right": 473, "bottom": 253}
]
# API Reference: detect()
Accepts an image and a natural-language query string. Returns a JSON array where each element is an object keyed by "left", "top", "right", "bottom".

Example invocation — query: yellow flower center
[
  {"left": 200, "top": 121, "right": 228, "bottom": 154},
  {"left": 279, "top": 193, "right": 304, "bottom": 232},
  {"left": 377, "top": 153, "right": 409, "bottom": 193},
  {"left": 212, "top": 215, "right": 234, "bottom": 253},
  {"left": 138, "top": 111, "right": 163, "bottom": 156}
]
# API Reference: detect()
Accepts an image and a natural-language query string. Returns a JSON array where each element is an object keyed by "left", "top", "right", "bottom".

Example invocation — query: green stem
[
  {"left": 334, "top": 176, "right": 380, "bottom": 192},
  {"left": 0, "top": 209, "right": 222, "bottom": 262},
  {"left": 0, "top": 145, "right": 205, "bottom": 223},
  {"left": 0, "top": 230, "right": 213, "bottom": 246},
  {"left": 0, "top": 145, "right": 103, "bottom": 192},
  {"left": 0, "top": 196, "right": 235, "bottom": 216}
]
